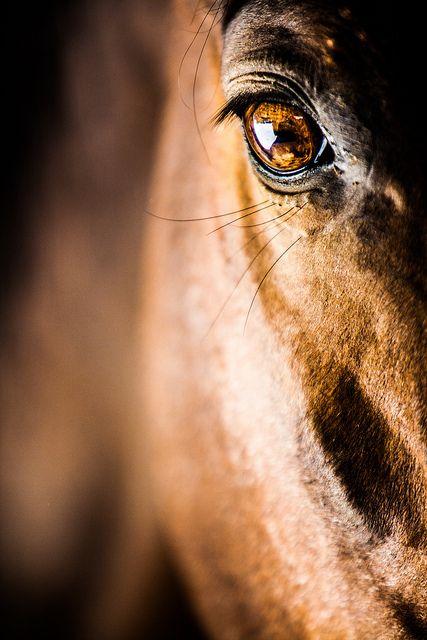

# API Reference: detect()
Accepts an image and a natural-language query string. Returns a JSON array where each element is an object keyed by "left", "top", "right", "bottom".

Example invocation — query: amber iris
[{"left": 243, "top": 102, "right": 319, "bottom": 173}]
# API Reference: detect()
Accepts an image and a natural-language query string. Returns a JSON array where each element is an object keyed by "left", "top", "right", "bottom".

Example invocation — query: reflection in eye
[{"left": 243, "top": 102, "right": 325, "bottom": 173}]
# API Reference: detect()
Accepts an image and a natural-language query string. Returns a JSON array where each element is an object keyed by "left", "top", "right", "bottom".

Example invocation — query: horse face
[
  {"left": 143, "top": 0, "right": 426, "bottom": 637},
  {"left": 2, "top": 0, "right": 425, "bottom": 637},
  {"left": 220, "top": 0, "right": 426, "bottom": 538}
]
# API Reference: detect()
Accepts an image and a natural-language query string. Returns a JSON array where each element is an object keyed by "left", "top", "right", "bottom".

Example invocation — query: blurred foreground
[{"left": 1, "top": 1, "right": 204, "bottom": 637}]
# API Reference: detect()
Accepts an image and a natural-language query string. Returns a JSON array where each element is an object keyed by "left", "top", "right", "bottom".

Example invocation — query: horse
[
  {"left": 141, "top": 0, "right": 426, "bottom": 637},
  {"left": 1, "top": 0, "right": 425, "bottom": 638}
]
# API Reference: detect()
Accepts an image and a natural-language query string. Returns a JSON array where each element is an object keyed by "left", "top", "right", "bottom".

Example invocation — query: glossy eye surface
[{"left": 243, "top": 102, "right": 324, "bottom": 174}]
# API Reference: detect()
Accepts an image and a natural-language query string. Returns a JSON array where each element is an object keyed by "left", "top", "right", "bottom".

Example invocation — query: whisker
[
  {"left": 234, "top": 218, "right": 285, "bottom": 257},
  {"left": 243, "top": 235, "right": 303, "bottom": 334},
  {"left": 179, "top": 0, "right": 218, "bottom": 110},
  {"left": 208, "top": 202, "right": 276, "bottom": 235},
  {"left": 182, "top": 25, "right": 222, "bottom": 35},
  {"left": 145, "top": 200, "right": 270, "bottom": 223},
  {"left": 192, "top": 2, "right": 223, "bottom": 162},
  {"left": 237, "top": 202, "right": 308, "bottom": 228},
  {"left": 206, "top": 223, "right": 290, "bottom": 335},
  {"left": 233, "top": 199, "right": 307, "bottom": 257},
  {"left": 190, "top": 0, "right": 207, "bottom": 24}
]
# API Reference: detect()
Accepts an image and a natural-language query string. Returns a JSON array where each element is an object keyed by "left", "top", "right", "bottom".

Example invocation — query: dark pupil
[{"left": 275, "top": 129, "right": 298, "bottom": 144}]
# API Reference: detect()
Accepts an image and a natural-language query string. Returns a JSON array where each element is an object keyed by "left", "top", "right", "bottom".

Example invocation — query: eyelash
[{"left": 214, "top": 93, "right": 272, "bottom": 126}]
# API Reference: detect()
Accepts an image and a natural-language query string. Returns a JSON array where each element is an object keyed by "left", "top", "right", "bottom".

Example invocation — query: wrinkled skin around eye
[{"left": 244, "top": 102, "right": 320, "bottom": 172}]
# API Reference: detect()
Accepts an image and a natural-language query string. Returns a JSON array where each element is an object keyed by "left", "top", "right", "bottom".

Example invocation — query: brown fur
[
  {"left": 2, "top": 0, "right": 426, "bottom": 638},
  {"left": 142, "top": 0, "right": 426, "bottom": 637}
]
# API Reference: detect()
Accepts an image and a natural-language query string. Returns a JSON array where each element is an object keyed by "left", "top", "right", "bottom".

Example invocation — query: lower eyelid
[{"left": 245, "top": 140, "right": 337, "bottom": 195}]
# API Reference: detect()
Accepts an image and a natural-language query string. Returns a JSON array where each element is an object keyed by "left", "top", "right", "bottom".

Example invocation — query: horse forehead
[
  {"left": 223, "top": 0, "right": 413, "bottom": 35},
  {"left": 222, "top": 0, "right": 422, "bottom": 81}
]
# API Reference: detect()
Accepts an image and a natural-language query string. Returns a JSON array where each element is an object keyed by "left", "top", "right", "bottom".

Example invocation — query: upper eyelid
[
  {"left": 213, "top": 75, "right": 320, "bottom": 128},
  {"left": 214, "top": 91, "right": 306, "bottom": 128}
]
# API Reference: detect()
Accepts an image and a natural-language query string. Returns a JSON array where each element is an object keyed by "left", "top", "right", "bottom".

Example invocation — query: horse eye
[{"left": 243, "top": 101, "right": 326, "bottom": 174}]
